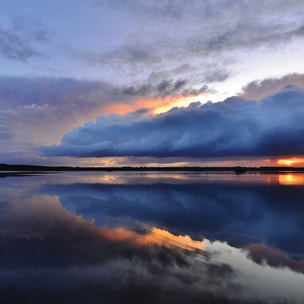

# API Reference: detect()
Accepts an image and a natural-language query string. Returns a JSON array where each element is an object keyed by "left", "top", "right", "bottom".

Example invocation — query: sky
[{"left": 1, "top": 0, "right": 304, "bottom": 166}]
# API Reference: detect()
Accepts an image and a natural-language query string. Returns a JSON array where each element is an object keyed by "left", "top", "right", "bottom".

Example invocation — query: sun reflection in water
[{"left": 278, "top": 174, "right": 304, "bottom": 185}]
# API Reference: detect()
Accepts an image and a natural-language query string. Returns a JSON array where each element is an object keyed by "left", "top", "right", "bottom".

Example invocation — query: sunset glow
[
  {"left": 136, "top": 94, "right": 205, "bottom": 115},
  {"left": 3, "top": 1, "right": 304, "bottom": 303},
  {"left": 277, "top": 158, "right": 304, "bottom": 166}
]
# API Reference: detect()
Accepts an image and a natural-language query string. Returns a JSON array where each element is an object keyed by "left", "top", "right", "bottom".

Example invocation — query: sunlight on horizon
[{"left": 278, "top": 158, "right": 304, "bottom": 166}]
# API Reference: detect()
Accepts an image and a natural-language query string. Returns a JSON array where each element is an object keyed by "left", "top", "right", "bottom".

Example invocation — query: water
[{"left": 0, "top": 171, "right": 304, "bottom": 303}]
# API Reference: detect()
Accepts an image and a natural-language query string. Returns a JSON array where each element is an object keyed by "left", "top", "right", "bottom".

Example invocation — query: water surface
[{"left": 0, "top": 172, "right": 304, "bottom": 303}]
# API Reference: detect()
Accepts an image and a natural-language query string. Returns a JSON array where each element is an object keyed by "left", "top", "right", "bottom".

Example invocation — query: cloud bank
[
  {"left": 87, "top": 0, "right": 304, "bottom": 79},
  {"left": 44, "top": 85, "right": 304, "bottom": 158},
  {"left": 0, "top": 75, "right": 207, "bottom": 161}
]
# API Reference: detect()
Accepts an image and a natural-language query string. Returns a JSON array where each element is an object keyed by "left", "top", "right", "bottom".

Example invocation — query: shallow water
[{"left": 0, "top": 171, "right": 304, "bottom": 303}]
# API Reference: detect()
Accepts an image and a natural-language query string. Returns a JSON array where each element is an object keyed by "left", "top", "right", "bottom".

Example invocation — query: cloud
[
  {"left": 44, "top": 85, "right": 304, "bottom": 158},
  {"left": 0, "top": 16, "right": 49, "bottom": 61},
  {"left": 87, "top": 0, "right": 304, "bottom": 76},
  {"left": 0, "top": 76, "right": 117, "bottom": 114},
  {"left": 248, "top": 244, "right": 304, "bottom": 274},
  {"left": 0, "top": 76, "right": 123, "bottom": 148},
  {"left": 241, "top": 73, "right": 304, "bottom": 100},
  {"left": 95, "top": 0, "right": 304, "bottom": 23},
  {"left": 147, "top": 65, "right": 231, "bottom": 85},
  {"left": 202, "top": 69, "right": 231, "bottom": 83},
  {"left": 0, "top": 75, "right": 211, "bottom": 164},
  {"left": 0, "top": 75, "right": 207, "bottom": 135},
  {"left": 120, "top": 79, "right": 209, "bottom": 99},
  {"left": 0, "top": 76, "right": 207, "bottom": 113},
  {"left": 0, "top": 76, "right": 135, "bottom": 162}
]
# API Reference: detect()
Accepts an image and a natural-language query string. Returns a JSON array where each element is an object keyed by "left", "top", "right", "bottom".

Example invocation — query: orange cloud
[
  {"left": 101, "top": 226, "right": 205, "bottom": 251},
  {"left": 102, "top": 103, "right": 135, "bottom": 115},
  {"left": 136, "top": 94, "right": 205, "bottom": 114}
]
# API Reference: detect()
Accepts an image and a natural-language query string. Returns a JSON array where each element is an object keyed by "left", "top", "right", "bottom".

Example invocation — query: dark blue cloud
[{"left": 44, "top": 85, "right": 304, "bottom": 158}]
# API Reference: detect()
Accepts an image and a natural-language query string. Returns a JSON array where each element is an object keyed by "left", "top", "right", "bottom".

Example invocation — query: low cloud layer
[
  {"left": 44, "top": 85, "right": 304, "bottom": 158},
  {"left": 0, "top": 75, "right": 209, "bottom": 164}
]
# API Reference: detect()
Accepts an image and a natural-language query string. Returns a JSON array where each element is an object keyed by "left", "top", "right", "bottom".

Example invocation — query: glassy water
[{"left": 0, "top": 171, "right": 304, "bottom": 303}]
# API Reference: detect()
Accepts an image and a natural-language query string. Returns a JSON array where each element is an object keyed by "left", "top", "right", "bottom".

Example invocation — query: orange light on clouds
[
  {"left": 102, "top": 226, "right": 205, "bottom": 251},
  {"left": 98, "top": 94, "right": 205, "bottom": 120},
  {"left": 278, "top": 157, "right": 304, "bottom": 166},
  {"left": 102, "top": 103, "right": 134, "bottom": 115},
  {"left": 137, "top": 94, "right": 205, "bottom": 115}
]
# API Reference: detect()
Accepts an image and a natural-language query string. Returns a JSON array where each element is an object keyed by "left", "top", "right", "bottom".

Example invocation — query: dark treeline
[{"left": 1, "top": 163, "right": 304, "bottom": 173}]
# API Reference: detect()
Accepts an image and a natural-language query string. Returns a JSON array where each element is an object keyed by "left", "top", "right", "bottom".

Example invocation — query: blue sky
[{"left": 1, "top": 0, "right": 304, "bottom": 166}]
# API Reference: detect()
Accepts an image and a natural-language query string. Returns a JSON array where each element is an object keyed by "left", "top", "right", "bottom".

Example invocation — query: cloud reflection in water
[{"left": 0, "top": 172, "right": 304, "bottom": 303}]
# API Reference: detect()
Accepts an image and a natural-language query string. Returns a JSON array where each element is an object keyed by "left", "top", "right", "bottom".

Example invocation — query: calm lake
[{"left": 0, "top": 171, "right": 304, "bottom": 303}]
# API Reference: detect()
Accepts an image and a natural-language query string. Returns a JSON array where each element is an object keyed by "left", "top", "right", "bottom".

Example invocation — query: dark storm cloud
[
  {"left": 0, "top": 76, "right": 130, "bottom": 161},
  {"left": 0, "top": 17, "right": 49, "bottom": 61},
  {"left": 0, "top": 75, "right": 211, "bottom": 164},
  {"left": 44, "top": 85, "right": 304, "bottom": 158}
]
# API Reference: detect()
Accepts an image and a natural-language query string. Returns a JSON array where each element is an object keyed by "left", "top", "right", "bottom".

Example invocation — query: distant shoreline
[{"left": 1, "top": 164, "right": 304, "bottom": 173}]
